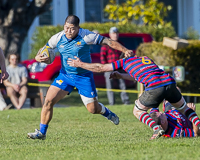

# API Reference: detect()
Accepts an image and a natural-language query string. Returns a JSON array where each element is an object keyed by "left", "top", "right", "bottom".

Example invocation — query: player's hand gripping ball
[{"left": 40, "top": 46, "right": 55, "bottom": 64}]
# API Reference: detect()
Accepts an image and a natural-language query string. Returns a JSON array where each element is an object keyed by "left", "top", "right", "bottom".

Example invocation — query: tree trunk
[
  {"left": 0, "top": 0, "right": 52, "bottom": 57},
  {"left": 0, "top": 26, "right": 28, "bottom": 58}
]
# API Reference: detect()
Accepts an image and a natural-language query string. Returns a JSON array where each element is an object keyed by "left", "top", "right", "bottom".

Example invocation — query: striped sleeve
[
  {"left": 111, "top": 59, "right": 124, "bottom": 70},
  {"left": 80, "top": 28, "right": 104, "bottom": 45}
]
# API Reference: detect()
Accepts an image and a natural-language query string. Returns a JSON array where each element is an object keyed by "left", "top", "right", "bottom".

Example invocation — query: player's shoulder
[
  {"left": 79, "top": 28, "right": 93, "bottom": 37},
  {"left": 6, "top": 65, "right": 12, "bottom": 71},
  {"left": 49, "top": 30, "right": 65, "bottom": 41},
  {"left": 48, "top": 30, "right": 65, "bottom": 48},
  {"left": 53, "top": 30, "right": 65, "bottom": 38},
  {"left": 17, "top": 64, "right": 27, "bottom": 70}
]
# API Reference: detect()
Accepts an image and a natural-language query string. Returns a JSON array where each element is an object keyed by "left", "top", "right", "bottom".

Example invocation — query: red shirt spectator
[
  {"left": 100, "top": 43, "right": 122, "bottom": 64},
  {"left": 100, "top": 27, "right": 130, "bottom": 106}
]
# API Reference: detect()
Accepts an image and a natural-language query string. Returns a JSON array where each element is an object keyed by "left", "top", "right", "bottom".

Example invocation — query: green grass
[
  {"left": 1, "top": 91, "right": 200, "bottom": 160},
  {"left": 59, "top": 89, "right": 138, "bottom": 106}
]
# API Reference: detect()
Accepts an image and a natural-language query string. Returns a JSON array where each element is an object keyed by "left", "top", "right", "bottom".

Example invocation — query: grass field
[{"left": 1, "top": 91, "right": 200, "bottom": 160}]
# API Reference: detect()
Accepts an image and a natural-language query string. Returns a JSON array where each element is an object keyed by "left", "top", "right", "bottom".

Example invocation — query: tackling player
[
  {"left": 27, "top": 15, "right": 133, "bottom": 140},
  {"left": 67, "top": 55, "right": 200, "bottom": 139}
]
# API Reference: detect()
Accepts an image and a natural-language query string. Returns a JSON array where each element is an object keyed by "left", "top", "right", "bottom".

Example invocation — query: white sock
[{"left": 99, "top": 102, "right": 106, "bottom": 114}]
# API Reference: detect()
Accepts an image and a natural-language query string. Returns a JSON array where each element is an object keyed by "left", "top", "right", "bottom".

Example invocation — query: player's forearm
[
  {"left": 78, "top": 62, "right": 106, "bottom": 73},
  {"left": 3, "top": 80, "right": 13, "bottom": 87},
  {"left": 109, "top": 41, "right": 128, "bottom": 53},
  {"left": 19, "top": 78, "right": 27, "bottom": 87},
  {"left": 120, "top": 73, "right": 135, "bottom": 81},
  {"left": 101, "top": 38, "right": 128, "bottom": 53}
]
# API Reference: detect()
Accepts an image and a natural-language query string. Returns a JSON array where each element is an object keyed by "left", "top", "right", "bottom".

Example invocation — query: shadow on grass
[{"left": 58, "top": 89, "right": 138, "bottom": 107}]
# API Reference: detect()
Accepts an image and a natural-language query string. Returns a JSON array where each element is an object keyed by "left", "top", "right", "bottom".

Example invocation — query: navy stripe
[
  {"left": 96, "top": 35, "right": 104, "bottom": 44},
  {"left": 145, "top": 82, "right": 175, "bottom": 91}
]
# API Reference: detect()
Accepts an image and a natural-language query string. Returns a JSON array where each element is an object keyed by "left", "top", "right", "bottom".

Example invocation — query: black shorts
[{"left": 139, "top": 83, "right": 182, "bottom": 108}]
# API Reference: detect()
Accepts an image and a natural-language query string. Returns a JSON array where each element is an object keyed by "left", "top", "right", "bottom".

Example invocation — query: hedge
[
  {"left": 29, "top": 22, "right": 176, "bottom": 58},
  {"left": 136, "top": 40, "right": 200, "bottom": 93},
  {"left": 80, "top": 22, "right": 176, "bottom": 42}
]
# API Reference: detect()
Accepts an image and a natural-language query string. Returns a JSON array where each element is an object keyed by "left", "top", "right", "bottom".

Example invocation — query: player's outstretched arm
[
  {"left": 100, "top": 37, "right": 134, "bottom": 58},
  {"left": 0, "top": 48, "right": 9, "bottom": 83},
  {"left": 110, "top": 71, "right": 135, "bottom": 81},
  {"left": 67, "top": 56, "right": 113, "bottom": 73}
]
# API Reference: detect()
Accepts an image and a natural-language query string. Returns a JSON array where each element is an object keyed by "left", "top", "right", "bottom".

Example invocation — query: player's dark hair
[
  {"left": 7, "top": 52, "right": 20, "bottom": 62},
  {"left": 150, "top": 112, "right": 161, "bottom": 125},
  {"left": 65, "top": 15, "right": 80, "bottom": 26}
]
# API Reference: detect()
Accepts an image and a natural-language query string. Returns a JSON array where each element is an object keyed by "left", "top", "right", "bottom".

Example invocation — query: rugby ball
[{"left": 40, "top": 46, "right": 55, "bottom": 64}]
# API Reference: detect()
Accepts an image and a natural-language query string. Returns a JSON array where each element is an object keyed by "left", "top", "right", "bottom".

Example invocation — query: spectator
[
  {"left": 3, "top": 53, "right": 28, "bottom": 110},
  {"left": 100, "top": 27, "right": 130, "bottom": 105}
]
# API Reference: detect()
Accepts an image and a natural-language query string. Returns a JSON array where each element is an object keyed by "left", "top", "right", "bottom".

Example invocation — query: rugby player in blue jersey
[
  {"left": 27, "top": 15, "right": 133, "bottom": 140},
  {"left": 67, "top": 55, "right": 200, "bottom": 139}
]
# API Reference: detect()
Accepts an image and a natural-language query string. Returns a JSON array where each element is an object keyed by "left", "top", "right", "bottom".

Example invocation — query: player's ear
[{"left": 160, "top": 119, "right": 165, "bottom": 125}]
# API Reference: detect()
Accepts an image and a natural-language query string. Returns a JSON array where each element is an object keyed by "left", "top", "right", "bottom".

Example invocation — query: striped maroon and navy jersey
[
  {"left": 112, "top": 56, "right": 175, "bottom": 90},
  {"left": 150, "top": 108, "right": 194, "bottom": 138}
]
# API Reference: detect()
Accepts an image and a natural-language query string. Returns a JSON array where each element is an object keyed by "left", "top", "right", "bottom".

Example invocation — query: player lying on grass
[
  {"left": 67, "top": 55, "right": 200, "bottom": 139},
  {"left": 27, "top": 15, "right": 133, "bottom": 140},
  {"left": 150, "top": 102, "right": 200, "bottom": 138},
  {"left": 0, "top": 47, "right": 9, "bottom": 83}
]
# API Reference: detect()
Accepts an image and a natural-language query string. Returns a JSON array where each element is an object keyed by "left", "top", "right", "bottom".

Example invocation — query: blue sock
[
  {"left": 40, "top": 123, "right": 48, "bottom": 135},
  {"left": 102, "top": 107, "right": 110, "bottom": 117}
]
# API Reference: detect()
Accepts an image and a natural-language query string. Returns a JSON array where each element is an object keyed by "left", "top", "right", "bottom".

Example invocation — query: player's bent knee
[
  {"left": 6, "top": 87, "right": 15, "bottom": 96},
  {"left": 86, "top": 101, "right": 100, "bottom": 114},
  {"left": 133, "top": 100, "right": 148, "bottom": 118},
  {"left": 80, "top": 95, "right": 100, "bottom": 114},
  {"left": 22, "top": 87, "right": 28, "bottom": 94},
  {"left": 135, "top": 100, "right": 148, "bottom": 111},
  {"left": 87, "top": 105, "right": 98, "bottom": 114},
  {"left": 176, "top": 100, "right": 186, "bottom": 111},
  {"left": 80, "top": 94, "right": 97, "bottom": 107},
  {"left": 43, "top": 99, "right": 54, "bottom": 109}
]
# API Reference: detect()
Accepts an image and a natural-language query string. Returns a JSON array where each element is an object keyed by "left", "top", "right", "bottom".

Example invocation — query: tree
[
  {"left": 0, "top": 0, "right": 52, "bottom": 57},
  {"left": 104, "top": 0, "right": 172, "bottom": 27}
]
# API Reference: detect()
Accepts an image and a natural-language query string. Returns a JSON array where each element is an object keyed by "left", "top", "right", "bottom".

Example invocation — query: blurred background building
[{"left": 21, "top": 0, "right": 200, "bottom": 60}]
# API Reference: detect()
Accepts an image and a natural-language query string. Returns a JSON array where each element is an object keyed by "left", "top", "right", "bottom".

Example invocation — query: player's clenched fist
[
  {"left": 124, "top": 50, "right": 134, "bottom": 58},
  {"left": 67, "top": 56, "right": 81, "bottom": 67},
  {"left": 109, "top": 71, "right": 122, "bottom": 79}
]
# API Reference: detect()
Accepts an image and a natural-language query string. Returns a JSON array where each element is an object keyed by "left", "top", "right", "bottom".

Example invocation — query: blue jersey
[
  {"left": 112, "top": 56, "right": 175, "bottom": 91},
  {"left": 47, "top": 28, "right": 103, "bottom": 74}
]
